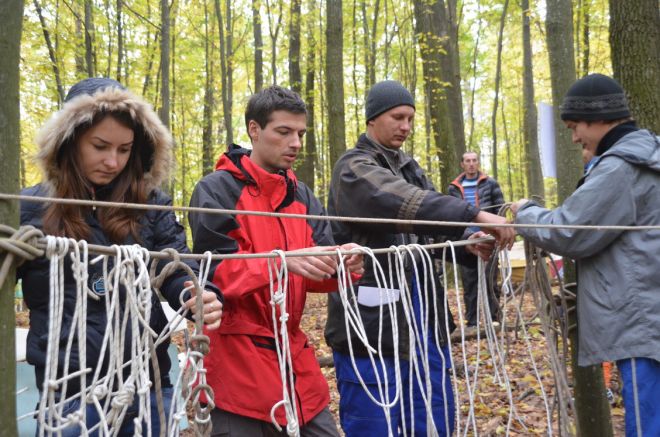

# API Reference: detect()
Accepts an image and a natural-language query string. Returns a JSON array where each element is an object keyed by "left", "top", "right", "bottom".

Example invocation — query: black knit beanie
[
  {"left": 560, "top": 73, "right": 631, "bottom": 121},
  {"left": 64, "top": 77, "right": 126, "bottom": 102},
  {"left": 365, "top": 80, "right": 415, "bottom": 122}
]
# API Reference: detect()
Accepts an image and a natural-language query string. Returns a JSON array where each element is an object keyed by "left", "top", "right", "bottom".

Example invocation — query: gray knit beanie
[
  {"left": 365, "top": 80, "right": 415, "bottom": 122},
  {"left": 560, "top": 74, "right": 631, "bottom": 121},
  {"left": 65, "top": 77, "right": 126, "bottom": 102}
]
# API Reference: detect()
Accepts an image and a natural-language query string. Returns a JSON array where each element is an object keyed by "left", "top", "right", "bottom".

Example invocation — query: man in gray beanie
[
  {"left": 324, "top": 80, "right": 515, "bottom": 436},
  {"left": 511, "top": 74, "right": 660, "bottom": 437}
]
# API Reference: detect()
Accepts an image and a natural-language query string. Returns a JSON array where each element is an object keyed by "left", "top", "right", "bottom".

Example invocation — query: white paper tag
[{"left": 357, "top": 286, "right": 400, "bottom": 307}]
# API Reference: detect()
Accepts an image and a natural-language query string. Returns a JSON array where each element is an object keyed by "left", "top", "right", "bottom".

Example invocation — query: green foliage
[{"left": 19, "top": 0, "right": 613, "bottom": 208}]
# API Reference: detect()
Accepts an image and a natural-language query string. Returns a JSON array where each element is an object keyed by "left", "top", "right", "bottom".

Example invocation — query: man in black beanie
[
  {"left": 324, "top": 80, "right": 515, "bottom": 436},
  {"left": 511, "top": 73, "right": 660, "bottom": 437}
]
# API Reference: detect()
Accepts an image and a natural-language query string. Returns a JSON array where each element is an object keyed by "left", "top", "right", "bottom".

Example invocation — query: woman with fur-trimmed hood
[{"left": 18, "top": 78, "right": 222, "bottom": 435}]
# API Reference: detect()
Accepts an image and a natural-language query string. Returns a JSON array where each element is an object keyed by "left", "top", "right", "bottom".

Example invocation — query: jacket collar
[
  {"left": 216, "top": 144, "right": 298, "bottom": 210},
  {"left": 357, "top": 133, "right": 413, "bottom": 173},
  {"left": 596, "top": 121, "right": 638, "bottom": 156},
  {"left": 450, "top": 171, "right": 488, "bottom": 188}
]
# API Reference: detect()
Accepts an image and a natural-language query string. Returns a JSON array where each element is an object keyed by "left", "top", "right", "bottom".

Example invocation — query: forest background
[{"left": 13, "top": 0, "right": 659, "bottom": 224}]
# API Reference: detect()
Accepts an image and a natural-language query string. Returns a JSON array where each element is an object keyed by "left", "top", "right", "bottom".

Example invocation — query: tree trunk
[
  {"left": 466, "top": 4, "right": 482, "bottom": 151},
  {"left": 580, "top": 0, "right": 590, "bottom": 76},
  {"left": 413, "top": 0, "right": 454, "bottom": 190},
  {"left": 546, "top": 0, "right": 581, "bottom": 203},
  {"left": 298, "top": 41, "right": 317, "bottom": 190},
  {"left": 521, "top": 0, "right": 543, "bottom": 199},
  {"left": 252, "top": 0, "right": 263, "bottom": 91},
  {"left": 202, "top": 0, "right": 215, "bottom": 175},
  {"left": 215, "top": 0, "right": 233, "bottom": 146},
  {"left": 0, "top": 1, "right": 23, "bottom": 435},
  {"left": 360, "top": 0, "right": 380, "bottom": 90},
  {"left": 116, "top": 0, "right": 123, "bottom": 81},
  {"left": 351, "top": 0, "right": 360, "bottom": 134},
  {"left": 74, "top": 2, "right": 85, "bottom": 76},
  {"left": 103, "top": 0, "right": 113, "bottom": 77},
  {"left": 159, "top": 0, "right": 170, "bottom": 129},
  {"left": 546, "top": 1, "right": 613, "bottom": 435},
  {"left": 84, "top": 0, "right": 96, "bottom": 77},
  {"left": 434, "top": 0, "right": 465, "bottom": 161},
  {"left": 491, "top": 0, "right": 508, "bottom": 182},
  {"left": 609, "top": 0, "right": 660, "bottom": 133},
  {"left": 325, "top": 0, "right": 346, "bottom": 171},
  {"left": 34, "top": 0, "right": 65, "bottom": 104},
  {"left": 288, "top": 0, "right": 302, "bottom": 94},
  {"left": 266, "top": 0, "right": 283, "bottom": 85},
  {"left": 224, "top": 0, "right": 233, "bottom": 144},
  {"left": 142, "top": 0, "right": 157, "bottom": 97},
  {"left": 359, "top": 0, "right": 369, "bottom": 90}
]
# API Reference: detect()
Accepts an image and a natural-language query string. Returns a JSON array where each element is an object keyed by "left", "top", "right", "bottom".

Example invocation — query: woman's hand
[{"left": 183, "top": 281, "right": 223, "bottom": 330}]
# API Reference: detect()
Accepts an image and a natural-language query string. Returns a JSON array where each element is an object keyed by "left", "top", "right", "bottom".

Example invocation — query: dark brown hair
[
  {"left": 244, "top": 85, "right": 307, "bottom": 134},
  {"left": 43, "top": 111, "right": 149, "bottom": 243}
]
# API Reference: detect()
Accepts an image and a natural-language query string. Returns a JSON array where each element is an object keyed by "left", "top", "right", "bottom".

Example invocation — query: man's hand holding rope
[
  {"left": 183, "top": 281, "right": 223, "bottom": 330},
  {"left": 466, "top": 231, "right": 496, "bottom": 260},
  {"left": 286, "top": 243, "right": 365, "bottom": 282},
  {"left": 474, "top": 211, "right": 515, "bottom": 249}
]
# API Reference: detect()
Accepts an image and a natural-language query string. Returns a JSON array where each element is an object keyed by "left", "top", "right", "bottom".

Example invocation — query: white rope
[
  {"left": 30, "top": 241, "right": 216, "bottom": 436},
  {"left": 267, "top": 250, "right": 300, "bottom": 436},
  {"left": 19, "top": 233, "right": 607, "bottom": 436},
  {"left": 335, "top": 246, "right": 405, "bottom": 436}
]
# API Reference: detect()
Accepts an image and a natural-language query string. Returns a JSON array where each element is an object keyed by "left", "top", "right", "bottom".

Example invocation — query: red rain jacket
[{"left": 189, "top": 145, "right": 351, "bottom": 426}]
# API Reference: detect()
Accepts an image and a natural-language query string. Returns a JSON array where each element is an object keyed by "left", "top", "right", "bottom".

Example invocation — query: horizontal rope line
[
  {"left": 1, "top": 192, "right": 659, "bottom": 231},
  {"left": 4, "top": 231, "right": 492, "bottom": 261}
]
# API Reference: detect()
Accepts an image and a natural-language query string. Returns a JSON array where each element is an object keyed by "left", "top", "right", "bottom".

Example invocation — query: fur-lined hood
[{"left": 35, "top": 84, "right": 173, "bottom": 193}]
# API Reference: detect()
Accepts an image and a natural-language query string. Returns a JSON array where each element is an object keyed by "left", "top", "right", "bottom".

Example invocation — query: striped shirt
[{"left": 461, "top": 177, "right": 479, "bottom": 206}]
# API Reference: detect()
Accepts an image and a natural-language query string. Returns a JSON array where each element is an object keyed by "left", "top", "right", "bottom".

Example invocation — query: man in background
[{"left": 448, "top": 152, "right": 505, "bottom": 326}]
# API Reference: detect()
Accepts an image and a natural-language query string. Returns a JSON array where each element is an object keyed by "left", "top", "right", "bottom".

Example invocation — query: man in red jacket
[{"left": 189, "top": 85, "right": 363, "bottom": 436}]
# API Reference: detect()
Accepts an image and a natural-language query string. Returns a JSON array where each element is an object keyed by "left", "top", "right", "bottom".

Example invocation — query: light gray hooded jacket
[{"left": 516, "top": 129, "right": 660, "bottom": 366}]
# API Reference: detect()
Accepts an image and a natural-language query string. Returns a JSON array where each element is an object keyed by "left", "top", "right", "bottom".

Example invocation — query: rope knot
[
  {"left": 191, "top": 334, "right": 210, "bottom": 356},
  {"left": 286, "top": 420, "right": 300, "bottom": 436},
  {"left": 89, "top": 384, "right": 108, "bottom": 402},
  {"left": 112, "top": 384, "right": 135, "bottom": 408}
]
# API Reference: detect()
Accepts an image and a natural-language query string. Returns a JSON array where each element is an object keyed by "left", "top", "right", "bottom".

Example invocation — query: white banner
[{"left": 538, "top": 102, "right": 556, "bottom": 178}]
